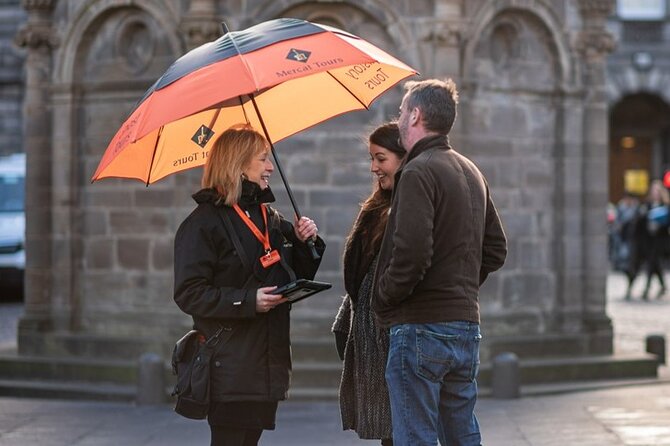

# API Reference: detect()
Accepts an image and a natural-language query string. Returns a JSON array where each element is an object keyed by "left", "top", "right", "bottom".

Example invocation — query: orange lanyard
[{"left": 233, "top": 204, "right": 272, "bottom": 253}]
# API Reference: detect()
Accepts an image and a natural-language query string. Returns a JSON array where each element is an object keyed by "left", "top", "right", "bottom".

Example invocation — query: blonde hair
[{"left": 202, "top": 125, "right": 269, "bottom": 206}]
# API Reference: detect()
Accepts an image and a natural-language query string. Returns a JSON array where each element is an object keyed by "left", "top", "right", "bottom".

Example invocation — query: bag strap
[
  {"left": 219, "top": 205, "right": 297, "bottom": 283},
  {"left": 218, "top": 208, "right": 254, "bottom": 274}
]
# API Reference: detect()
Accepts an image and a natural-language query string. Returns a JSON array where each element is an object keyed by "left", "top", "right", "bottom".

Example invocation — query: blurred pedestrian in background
[
  {"left": 611, "top": 192, "right": 644, "bottom": 299},
  {"left": 640, "top": 179, "right": 670, "bottom": 300}
]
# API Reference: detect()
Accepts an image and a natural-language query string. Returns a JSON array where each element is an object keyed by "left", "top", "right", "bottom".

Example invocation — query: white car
[{"left": 0, "top": 153, "right": 25, "bottom": 297}]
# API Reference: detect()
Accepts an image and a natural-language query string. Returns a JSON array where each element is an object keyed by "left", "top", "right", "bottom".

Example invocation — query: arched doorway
[{"left": 609, "top": 93, "right": 670, "bottom": 203}]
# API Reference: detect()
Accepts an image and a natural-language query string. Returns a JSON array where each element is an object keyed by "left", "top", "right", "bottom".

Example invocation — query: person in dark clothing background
[
  {"left": 640, "top": 179, "right": 670, "bottom": 299},
  {"left": 173, "top": 125, "right": 325, "bottom": 446},
  {"left": 373, "top": 79, "right": 507, "bottom": 446},
  {"left": 332, "top": 123, "right": 406, "bottom": 445}
]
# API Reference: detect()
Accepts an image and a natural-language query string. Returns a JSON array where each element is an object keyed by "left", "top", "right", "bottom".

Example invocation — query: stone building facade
[
  {"left": 11, "top": 0, "right": 616, "bottom": 362},
  {"left": 606, "top": 0, "right": 670, "bottom": 202},
  {"left": 0, "top": 1, "right": 25, "bottom": 157}
]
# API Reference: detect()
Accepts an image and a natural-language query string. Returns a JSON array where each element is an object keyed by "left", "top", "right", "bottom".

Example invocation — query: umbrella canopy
[{"left": 91, "top": 18, "right": 417, "bottom": 185}]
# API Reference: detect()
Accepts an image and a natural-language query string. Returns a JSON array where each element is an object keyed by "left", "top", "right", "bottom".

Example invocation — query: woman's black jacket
[{"left": 173, "top": 184, "right": 325, "bottom": 402}]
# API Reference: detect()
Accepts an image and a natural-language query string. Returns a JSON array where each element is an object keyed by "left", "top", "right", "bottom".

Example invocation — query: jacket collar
[
  {"left": 192, "top": 180, "right": 276, "bottom": 207},
  {"left": 239, "top": 180, "right": 276, "bottom": 206},
  {"left": 393, "top": 134, "right": 451, "bottom": 186},
  {"left": 405, "top": 134, "right": 451, "bottom": 164}
]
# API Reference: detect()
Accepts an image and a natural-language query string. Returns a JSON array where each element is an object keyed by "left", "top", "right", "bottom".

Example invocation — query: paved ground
[
  {"left": 607, "top": 271, "right": 670, "bottom": 356},
  {"left": 0, "top": 271, "right": 668, "bottom": 445},
  {"left": 0, "top": 382, "right": 669, "bottom": 445}
]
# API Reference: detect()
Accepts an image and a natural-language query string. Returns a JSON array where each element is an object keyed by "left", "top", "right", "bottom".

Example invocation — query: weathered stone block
[
  {"left": 287, "top": 158, "right": 329, "bottom": 184},
  {"left": 135, "top": 189, "right": 174, "bottom": 208},
  {"left": 502, "top": 273, "right": 555, "bottom": 309},
  {"left": 85, "top": 239, "right": 114, "bottom": 269},
  {"left": 109, "top": 211, "right": 170, "bottom": 235},
  {"left": 499, "top": 211, "right": 536, "bottom": 237},
  {"left": 117, "top": 238, "right": 150, "bottom": 270},
  {"left": 310, "top": 189, "right": 366, "bottom": 208},
  {"left": 324, "top": 206, "right": 359, "bottom": 235},
  {"left": 518, "top": 239, "right": 552, "bottom": 270},
  {"left": 152, "top": 238, "right": 174, "bottom": 271}
]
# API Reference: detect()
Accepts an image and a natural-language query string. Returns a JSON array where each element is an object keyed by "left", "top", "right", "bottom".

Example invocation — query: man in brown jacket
[{"left": 373, "top": 79, "right": 507, "bottom": 446}]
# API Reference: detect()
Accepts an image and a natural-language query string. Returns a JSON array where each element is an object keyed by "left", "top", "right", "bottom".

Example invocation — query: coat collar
[
  {"left": 192, "top": 180, "right": 276, "bottom": 207},
  {"left": 393, "top": 134, "right": 451, "bottom": 186},
  {"left": 405, "top": 134, "right": 451, "bottom": 164},
  {"left": 239, "top": 180, "right": 276, "bottom": 207}
]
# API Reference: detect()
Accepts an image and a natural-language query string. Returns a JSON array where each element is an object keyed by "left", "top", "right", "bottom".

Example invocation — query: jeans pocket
[
  {"left": 416, "top": 329, "right": 458, "bottom": 382},
  {"left": 469, "top": 333, "right": 482, "bottom": 382}
]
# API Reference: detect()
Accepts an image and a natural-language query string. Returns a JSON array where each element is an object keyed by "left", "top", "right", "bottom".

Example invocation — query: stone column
[
  {"left": 576, "top": 0, "right": 616, "bottom": 354},
  {"left": 14, "top": 0, "right": 58, "bottom": 354},
  {"left": 420, "top": 0, "right": 463, "bottom": 79},
  {"left": 179, "top": 0, "right": 221, "bottom": 50}
]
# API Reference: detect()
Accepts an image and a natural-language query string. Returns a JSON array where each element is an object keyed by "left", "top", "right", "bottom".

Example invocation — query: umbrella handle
[{"left": 305, "top": 238, "right": 321, "bottom": 261}]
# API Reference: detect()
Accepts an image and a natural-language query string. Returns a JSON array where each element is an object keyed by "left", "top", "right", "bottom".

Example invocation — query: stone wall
[
  {"left": 16, "top": 0, "right": 616, "bottom": 360},
  {"left": 0, "top": 0, "right": 25, "bottom": 157}
]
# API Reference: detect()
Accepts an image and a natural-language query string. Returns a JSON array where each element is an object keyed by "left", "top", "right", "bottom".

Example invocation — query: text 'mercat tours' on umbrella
[{"left": 91, "top": 17, "right": 418, "bottom": 235}]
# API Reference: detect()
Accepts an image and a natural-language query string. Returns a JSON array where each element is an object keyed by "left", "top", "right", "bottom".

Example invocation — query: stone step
[
  {"left": 0, "top": 378, "right": 136, "bottom": 402},
  {"left": 510, "top": 353, "right": 659, "bottom": 385},
  {"left": 292, "top": 337, "right": 340, "bottom": 363},
  {"left": 0, "top": 352, "right": 139, "bottom": 385},
  {"left": 0, "top": 348, "right": 658, "bottom": 403},
  {"left": 289, "top": 354, "right": 660, "bottom": 393}
]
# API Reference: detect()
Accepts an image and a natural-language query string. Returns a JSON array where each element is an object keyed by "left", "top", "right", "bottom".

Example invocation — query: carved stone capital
[
  {"left": 576, "top": 29, "right": 615, "bottom": 62},
  {"left": 21, "top": 0, "right": 56, "bottom": 12},
  {"left": 576, "top": 0, "right": 615, "bottom": 18},
  {"left": 179, "top": 16, "right": 222, "bottom": 49},
  {"left": 420, "top": 21, "right": 462, "bottom": 47},
  {"left": 15, "top": 22, "right": 59, "bottom": 50}
]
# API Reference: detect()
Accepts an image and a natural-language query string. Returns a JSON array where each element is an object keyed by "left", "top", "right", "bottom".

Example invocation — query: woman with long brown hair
[{"left": 332, "top": 123, "right": 406, "bottom": 445}]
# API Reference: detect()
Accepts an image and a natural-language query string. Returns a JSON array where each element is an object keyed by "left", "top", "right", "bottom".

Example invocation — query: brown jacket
[{"left": 373, "top": 134, "right": 507, "bottom": 328}]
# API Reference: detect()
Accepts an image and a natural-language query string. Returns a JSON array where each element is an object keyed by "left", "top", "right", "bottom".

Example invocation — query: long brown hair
[
  {"left": 201, "top": 124, "right": 269, "bottom": 206},
  {"left": 347, "top": 123, "right": 406, "bottom": 259}
]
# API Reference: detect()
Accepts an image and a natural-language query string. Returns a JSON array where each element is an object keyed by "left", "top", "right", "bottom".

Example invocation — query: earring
[{"left": 241, "top": 173, "right": 248, "bottom": 180}]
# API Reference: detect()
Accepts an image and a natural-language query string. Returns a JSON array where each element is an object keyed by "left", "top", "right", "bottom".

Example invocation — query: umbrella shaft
[{"left": 270, "top": 145, "right": 302, "bottom": 218}]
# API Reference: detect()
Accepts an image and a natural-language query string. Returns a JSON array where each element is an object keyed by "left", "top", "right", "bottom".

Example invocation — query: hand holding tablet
[{"left": 270, "top": 279, "right": 332, "bottom": 303}]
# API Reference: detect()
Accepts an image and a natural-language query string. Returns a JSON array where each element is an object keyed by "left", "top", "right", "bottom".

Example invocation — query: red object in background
[{"left": 663, "top": 171, "right": 670, "bottom": 189}]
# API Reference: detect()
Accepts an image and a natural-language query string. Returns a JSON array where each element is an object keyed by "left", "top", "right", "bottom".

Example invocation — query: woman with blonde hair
[{"left": 174, "top": 124, "right": 325, "bottom": 445}]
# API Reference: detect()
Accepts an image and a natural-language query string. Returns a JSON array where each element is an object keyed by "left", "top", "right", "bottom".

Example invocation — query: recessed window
[{"left": 618, "top": 0, "right": 666, "bottom": 20}]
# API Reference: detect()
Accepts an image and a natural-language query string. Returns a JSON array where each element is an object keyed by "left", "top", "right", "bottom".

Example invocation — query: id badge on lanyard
[{"left": 233, "top": 204, "right": 281, "bottom": 268}]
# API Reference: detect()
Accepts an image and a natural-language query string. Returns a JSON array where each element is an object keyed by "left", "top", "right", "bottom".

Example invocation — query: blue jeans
[{"left": 385, "top": 322, "right": 482, "bottom": 446}]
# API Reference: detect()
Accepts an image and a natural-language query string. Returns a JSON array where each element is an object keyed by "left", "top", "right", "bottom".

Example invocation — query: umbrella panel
[{"left": 93, "top": 61, "right": 412, "bottom": 184}]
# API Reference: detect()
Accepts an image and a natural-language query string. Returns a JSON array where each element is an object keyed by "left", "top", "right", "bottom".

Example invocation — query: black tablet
[{"left": 271, "top": 279, "right": 332, "bottom": 303}]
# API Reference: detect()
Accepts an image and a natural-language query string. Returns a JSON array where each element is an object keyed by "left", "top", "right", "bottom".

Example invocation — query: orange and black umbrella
[{"left": 92, "top": 18, "right": 417, "bottom": 216}]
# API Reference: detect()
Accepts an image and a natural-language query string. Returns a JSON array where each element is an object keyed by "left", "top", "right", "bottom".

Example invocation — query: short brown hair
[
  {"left": 202, "top": 124, "right": 269, "bottom": 206},
  {"left": 404, "top": 78, "right": 459, "bottom": 135}
]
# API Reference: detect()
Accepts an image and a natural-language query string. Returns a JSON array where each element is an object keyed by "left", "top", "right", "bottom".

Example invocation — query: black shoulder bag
[
  {"left": 171, "top": 209, "right": 254, "bottom": 420},
  {"left": 171, "top": 325, "right": 230, "bottom": 419}
]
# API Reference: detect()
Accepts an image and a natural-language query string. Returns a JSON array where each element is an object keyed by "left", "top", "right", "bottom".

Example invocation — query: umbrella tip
[{"left": 221, "top": 22, "right": 230, "bottom": 35}]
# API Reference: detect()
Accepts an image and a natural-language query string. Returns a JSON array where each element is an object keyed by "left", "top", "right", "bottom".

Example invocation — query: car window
[{"left": 0, "top": 175, "right": 24, "bottom": 212}]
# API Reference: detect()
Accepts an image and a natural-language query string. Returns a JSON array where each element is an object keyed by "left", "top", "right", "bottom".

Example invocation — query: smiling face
[
  {"left": 243, "top": 149, "right": 274, "bottom": 189},
  {"left": 370, "top": 143, "right": 403, "bottom": 191}
]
